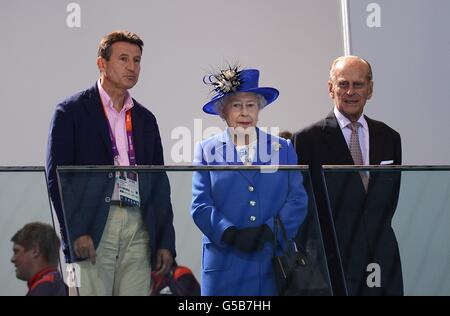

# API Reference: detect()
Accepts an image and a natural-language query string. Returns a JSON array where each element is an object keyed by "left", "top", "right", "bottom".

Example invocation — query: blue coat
[
  {"left": 191, "top": 129, "right": 308, "bottom": 295},
  {"left": 46, "top": 84, "right": 176, "bottom": 265}
]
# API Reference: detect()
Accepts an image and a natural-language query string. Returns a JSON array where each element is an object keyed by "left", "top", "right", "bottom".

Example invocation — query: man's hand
[
  {"left": 153, "top": 249, "right": 173, "bottom": 276},
  {"left": 74, "top": 235, "right": 96, "bottom": 264}
]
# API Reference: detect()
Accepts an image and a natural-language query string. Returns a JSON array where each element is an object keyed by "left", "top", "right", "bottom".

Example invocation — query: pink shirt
[{"left": 97, "top": 80, "right": 134, "bottom": 166}]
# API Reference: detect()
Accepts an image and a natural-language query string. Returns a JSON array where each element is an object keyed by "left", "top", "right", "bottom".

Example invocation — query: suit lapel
[
  {"left": 322, "top": 112, "right": 354, "bottom": 165},
  {"left": 130, "top": 105, "right": 145, "bottom": 164},
  {"left": 215, "top": 130, "right": 239, "bottom": 165},
  {"left": 323, "top": 111, "right": 367, "bottom": 193},
  {"left": 255, "top": 129, "right": 275, "bottom": 166},
  {"left": 83, "top": 84, "right": 114, "bottom": 160},
  {"left": 216, "top": 130, "right": 255, "bottom": 184},
  {"left": 366, "top": 116, "right": 384, "bottom": 165},
  {"left": 251, "top": 129, "right": 278, "bottom": 184}
]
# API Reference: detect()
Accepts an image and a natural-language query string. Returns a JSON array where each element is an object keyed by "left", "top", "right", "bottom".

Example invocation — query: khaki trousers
[{"left": 77, "top": 205, "right": 151, "bottom": 296}]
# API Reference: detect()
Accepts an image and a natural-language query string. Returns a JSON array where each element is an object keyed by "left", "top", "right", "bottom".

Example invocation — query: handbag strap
[
  {"left": 273, "top": 215, "right": 309, "bottom": 266},
  {"left": 273, "top": 216, "right": 279, "bottom": 257},
  {"left": 273, "top": 215, "right": 296, "bottom": 255}
]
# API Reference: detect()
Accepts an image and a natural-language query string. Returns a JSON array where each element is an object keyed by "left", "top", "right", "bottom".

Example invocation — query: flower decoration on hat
[
  {"left": 203, "top": 65, "right": 242, "bottom": 97},
  {"left": 201, "top": 66, "right": 279, "bottom": 115}
]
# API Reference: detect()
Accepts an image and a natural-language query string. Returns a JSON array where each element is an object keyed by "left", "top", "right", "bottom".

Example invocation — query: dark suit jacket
[
  {"left": 46, "top": 84, "right": 176, "bottom": 265},
  {"left": 294, "top": 111, "right": 403, "bottom": 295}
]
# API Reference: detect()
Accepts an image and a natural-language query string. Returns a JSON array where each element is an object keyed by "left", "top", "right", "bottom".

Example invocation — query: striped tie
[{"left": 349, "top": 122, "right": 369, "bottom": 191}]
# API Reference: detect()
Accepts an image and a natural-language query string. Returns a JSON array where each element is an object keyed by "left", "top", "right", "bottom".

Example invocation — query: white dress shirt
[{"left": 333, "top": 106, "right": 370, "bottom": 165}]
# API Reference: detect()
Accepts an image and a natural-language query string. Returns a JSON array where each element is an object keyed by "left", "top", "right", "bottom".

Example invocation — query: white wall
[
  {"left": 346, "top": 0, "right": 450, "bottom": 164},
  {"left": 0, "top": 0, "right": 343, "bottom": 166}
]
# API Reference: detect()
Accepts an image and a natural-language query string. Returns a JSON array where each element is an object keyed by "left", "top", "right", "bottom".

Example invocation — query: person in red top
[{"left": 11, "top": 222, "right": 67, "bottom": 296}]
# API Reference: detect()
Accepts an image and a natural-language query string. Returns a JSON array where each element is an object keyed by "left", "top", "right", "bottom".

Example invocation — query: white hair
[
  {"left": 329, "top": 55, "right": 373, "bottom": 82},
  {"left": 214, "top": 92, "right": 267, "bottom": 114}
]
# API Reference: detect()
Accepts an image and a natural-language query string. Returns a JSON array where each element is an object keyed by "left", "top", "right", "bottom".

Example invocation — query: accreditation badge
[{"left": 116, "top": 171, "right": 140, "bottom": 207}]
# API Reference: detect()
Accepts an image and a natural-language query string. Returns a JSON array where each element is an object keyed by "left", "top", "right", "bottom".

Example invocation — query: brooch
[{"left": 272, "top": 142, "right": 282, "bottom": 152}]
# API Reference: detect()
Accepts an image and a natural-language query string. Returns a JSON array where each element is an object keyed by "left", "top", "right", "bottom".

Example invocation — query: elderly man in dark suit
[
  {"left": 294, "top": 56, "right": 403, "bottom": 295},
  {"left": 46, "top": 30, "right": 175, "bottom": 295}
]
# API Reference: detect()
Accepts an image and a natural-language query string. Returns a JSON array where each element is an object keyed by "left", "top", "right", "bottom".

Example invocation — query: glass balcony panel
[
  {"left": 323, "top": 166, "right": 450, "bottom": 296},
  {"left": 0, "top": 167, "right": 56, "bottom": 295},
  {"left": 56, "top": 166, "right": 332, "bottom": 296}
]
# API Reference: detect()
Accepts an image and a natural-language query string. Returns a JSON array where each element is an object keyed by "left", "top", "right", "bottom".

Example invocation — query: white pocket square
[{"left": 380, "top": 160, "right": 394, "bottom": 165}]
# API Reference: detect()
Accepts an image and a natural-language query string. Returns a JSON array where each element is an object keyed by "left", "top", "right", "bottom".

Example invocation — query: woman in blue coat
[{"left": 191, "top": 66, "right": 308, "bottom": 295}]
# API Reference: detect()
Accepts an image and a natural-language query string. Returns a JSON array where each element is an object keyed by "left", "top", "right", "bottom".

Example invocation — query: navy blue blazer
[{"left": 46, "top": 84, "right": 176, "bottom": 264}]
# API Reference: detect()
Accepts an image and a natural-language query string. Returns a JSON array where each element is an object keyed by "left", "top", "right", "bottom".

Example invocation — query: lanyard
[{"left": 100, "top": 97, "right": 137, "bottom": 166}]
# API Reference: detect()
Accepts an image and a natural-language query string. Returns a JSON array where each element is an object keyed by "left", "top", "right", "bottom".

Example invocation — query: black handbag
[{"left": 272, "top": 216, "right": 331, "bottom": 296}]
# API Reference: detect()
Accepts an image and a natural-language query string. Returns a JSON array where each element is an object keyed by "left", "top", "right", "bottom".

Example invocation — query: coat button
[
  {"left": 105, "top": 196, "right": 111, "bottom": 203},
  {"left": 108, "top": 172, "right": 114, "bottom": 179},
  {"left": 250, "top": 216, "right": 256, "bottom": 222},
  {"left": 250, "top": 200, "right": 256, "bottom": 207},
  {"left": 248, "top": 186, "right": 254, "bottom": 192}
]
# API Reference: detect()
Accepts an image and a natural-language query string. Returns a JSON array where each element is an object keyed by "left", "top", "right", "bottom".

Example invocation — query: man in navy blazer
[
  {"left": 294, "top": 56, "right": 403, "bottom": 295},
  {"left": 46, "top": 31, "right": 175, "bottom": 295}
]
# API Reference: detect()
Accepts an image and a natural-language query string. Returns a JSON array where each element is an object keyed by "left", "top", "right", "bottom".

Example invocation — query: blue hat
[{"left": 202, "top": 68, "right": 279, "bottom": 115}]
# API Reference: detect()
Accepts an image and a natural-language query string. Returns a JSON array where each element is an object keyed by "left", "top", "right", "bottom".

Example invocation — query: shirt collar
[
  {"left": 97, "top": 79, "right": 134, "bottom": 113},
  {"left": 27, "top": 267, "right": 57, "bottom": 290},
  {"left": 333, "top": 106, "right": 368, "bottom": 131}
]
